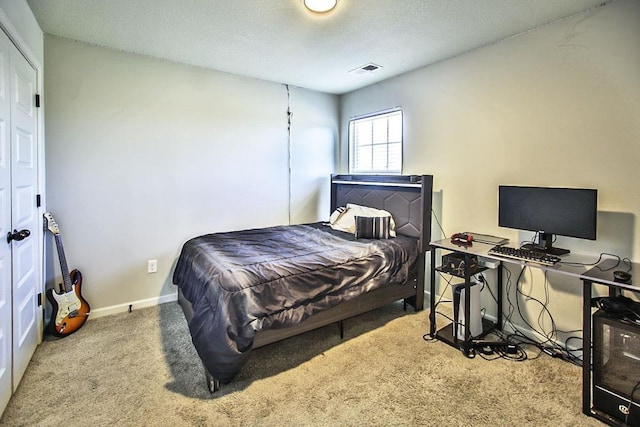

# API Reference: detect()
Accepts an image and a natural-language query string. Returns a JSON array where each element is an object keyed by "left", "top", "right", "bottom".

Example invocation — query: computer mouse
[{"left": 613, "top": 270, "right": 632, "bottom": 282}]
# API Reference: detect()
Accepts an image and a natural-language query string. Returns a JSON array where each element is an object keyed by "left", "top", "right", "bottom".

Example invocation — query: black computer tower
[{"left": 593, "top": 309, "right": 640, "bottom": 426}]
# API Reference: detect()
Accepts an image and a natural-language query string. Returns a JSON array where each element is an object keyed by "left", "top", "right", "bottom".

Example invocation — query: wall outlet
[{"left": 147, "top": 259, "right": 158, "bottom": 273}]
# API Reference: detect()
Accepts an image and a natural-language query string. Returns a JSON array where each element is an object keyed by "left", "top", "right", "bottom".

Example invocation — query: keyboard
[{"left": 487, "top": 245, "right": 561, "bottom": 266}]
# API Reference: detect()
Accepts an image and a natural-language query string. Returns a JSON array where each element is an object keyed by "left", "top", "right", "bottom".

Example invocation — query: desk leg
[
  {"left": 582, "top": 279, "right": 592, "bottom": 416},
  {"left": 497, "top": 261, "right": 503, "bottom": 330},
  {"left": 429, "top": 247, "right": 436, "bottom": 337},
  {"left": 463, "top": 253, "right": 472, "bottom": 355}
]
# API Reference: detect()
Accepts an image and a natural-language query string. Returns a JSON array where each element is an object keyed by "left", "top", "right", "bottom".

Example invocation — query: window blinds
[{"left": 349, "top": 109, "right": 402, "bottom": 174}]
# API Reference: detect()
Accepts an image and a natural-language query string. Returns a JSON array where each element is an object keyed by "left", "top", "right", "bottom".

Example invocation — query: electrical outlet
[{"left": 147, "top": 259, "right": 158, "bottom": 273}]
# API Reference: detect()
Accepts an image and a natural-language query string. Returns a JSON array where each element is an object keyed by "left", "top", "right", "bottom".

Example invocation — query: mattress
[{"left": 172, "top": 222, "right": 418, "bottom": 383}]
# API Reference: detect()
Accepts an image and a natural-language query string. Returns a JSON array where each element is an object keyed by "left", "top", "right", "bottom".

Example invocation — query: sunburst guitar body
[{"left": 44, "top": 212, "right": 90, "bottom": 337}]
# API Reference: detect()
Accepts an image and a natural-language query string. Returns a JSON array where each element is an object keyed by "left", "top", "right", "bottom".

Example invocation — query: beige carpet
[{"left": 0, "top": 301, "right": 602, "bottom": 426}]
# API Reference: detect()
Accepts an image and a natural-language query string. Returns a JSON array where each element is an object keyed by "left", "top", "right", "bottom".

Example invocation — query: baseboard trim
[{"left": 88, "top": 292, "right": 178, "bottom": 319}]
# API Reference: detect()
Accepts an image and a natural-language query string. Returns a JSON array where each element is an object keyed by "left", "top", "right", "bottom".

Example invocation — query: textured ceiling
[{"left": 27, "top": 0, "right": 607, "bottom": 95}]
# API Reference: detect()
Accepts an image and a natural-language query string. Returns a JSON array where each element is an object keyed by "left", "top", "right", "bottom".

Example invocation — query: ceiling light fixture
[{"left": 304, "top": 0, "right": 338, "bottom": 13}]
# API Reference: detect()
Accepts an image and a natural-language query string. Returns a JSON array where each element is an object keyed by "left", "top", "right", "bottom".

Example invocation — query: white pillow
[{"left": 329, "top": 203, "right": 396, "bottom": 237}]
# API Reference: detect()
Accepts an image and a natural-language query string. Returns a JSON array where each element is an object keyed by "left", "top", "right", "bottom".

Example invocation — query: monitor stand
[{"left": 522, "top": 232, "right": 570, "bottom": 256}]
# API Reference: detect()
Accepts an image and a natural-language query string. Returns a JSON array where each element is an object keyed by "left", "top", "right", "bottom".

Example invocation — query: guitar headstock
[{"left": 43, "top": 212, "right": 61, "bottom": 235}]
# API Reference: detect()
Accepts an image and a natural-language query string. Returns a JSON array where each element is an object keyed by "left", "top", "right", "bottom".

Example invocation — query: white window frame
[{"left": 348, "top": 108, "right": 403, "bottom": 174}]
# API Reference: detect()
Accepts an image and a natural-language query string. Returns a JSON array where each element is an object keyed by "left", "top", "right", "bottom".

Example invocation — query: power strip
[{"left": 471, "top": 340, "right": 518, "bottom": 354}]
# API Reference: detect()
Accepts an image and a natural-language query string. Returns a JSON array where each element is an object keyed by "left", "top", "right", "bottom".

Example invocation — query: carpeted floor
[{"left": 0, "top": 301, "right": 602, "bottom": 426}]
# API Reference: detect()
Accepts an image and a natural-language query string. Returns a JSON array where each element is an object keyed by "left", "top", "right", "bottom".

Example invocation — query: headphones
[
  {"left": 593, "top": 295, "right": 639, "bottom": 320},
  {"left": 451, "top": 233, "right": 473, "bottom": 246}
]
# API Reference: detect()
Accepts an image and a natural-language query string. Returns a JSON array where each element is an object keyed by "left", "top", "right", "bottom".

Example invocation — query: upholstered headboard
[{"left": 330, "top": 174, "right": 433, "bottom": 252}]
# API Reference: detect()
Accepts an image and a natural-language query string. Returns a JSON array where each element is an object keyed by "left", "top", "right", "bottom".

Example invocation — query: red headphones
[{"left": 451, "top": 233, "right": 473, "bottom": 246}]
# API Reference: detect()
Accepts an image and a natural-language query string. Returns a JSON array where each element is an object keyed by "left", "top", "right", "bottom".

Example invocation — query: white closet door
[
  {"left": 0, "top": 29, "right": 13, "bottom": 413},
  {"left": 0, "top": 27, "right": 40, "bottom": 414},
  {"left": 9, "top": 36, "right": 39, "bottom": 391}
]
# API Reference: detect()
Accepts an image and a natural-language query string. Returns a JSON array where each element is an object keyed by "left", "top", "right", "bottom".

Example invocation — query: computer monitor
[{"left": 498, "top": 185, "right": 598, "bottom": 255}]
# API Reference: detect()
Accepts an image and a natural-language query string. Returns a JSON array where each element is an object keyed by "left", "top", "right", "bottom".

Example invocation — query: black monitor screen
[{"left": 498, "top": 186, "right": 597, "bottom": 240}]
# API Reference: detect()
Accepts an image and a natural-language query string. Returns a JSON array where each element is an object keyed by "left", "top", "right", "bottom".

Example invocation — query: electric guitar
[{"left": 44, "top": 212, "right": 90, "bottom": 337}]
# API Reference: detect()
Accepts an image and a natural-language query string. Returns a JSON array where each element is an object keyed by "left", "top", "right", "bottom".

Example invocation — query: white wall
[
  {"left": 340, "top": 0, "right": 640, "bottom": 344},
  {"left": 44, "top": 36, "right": 337, "bottom": 316},
  {"left": 290, "top": 88, "right": 338, "bottom": 223}
]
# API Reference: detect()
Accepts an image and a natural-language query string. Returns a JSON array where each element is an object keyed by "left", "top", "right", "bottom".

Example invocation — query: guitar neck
[{"left": 54, "top": 234, "right": 73, "bottom": 292}]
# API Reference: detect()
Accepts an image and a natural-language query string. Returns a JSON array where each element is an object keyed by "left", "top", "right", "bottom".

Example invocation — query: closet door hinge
[
  {"left": 36, "top": 194, "right": 41, "bottom": 207},
  {"left": 37, "top": 293, "right": 42, "bottom": 307},
  {"left": 35, "top": 94, "right": 41, "bottom": 108}
]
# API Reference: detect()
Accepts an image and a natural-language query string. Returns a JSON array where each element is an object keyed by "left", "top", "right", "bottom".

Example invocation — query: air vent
[{"left": 348, "top": 63, "right": 382, "bottom": 76}]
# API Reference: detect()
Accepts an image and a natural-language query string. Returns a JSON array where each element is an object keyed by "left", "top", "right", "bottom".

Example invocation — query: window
[{"left": 349, "top": 109, "right": 402, "bottom": 174}]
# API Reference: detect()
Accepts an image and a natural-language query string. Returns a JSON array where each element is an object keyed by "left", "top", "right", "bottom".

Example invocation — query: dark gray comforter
[{"left": 172, "top": 223, "right": 418, "bottom": 383}]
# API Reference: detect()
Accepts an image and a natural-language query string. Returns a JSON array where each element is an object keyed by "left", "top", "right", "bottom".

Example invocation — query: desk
[
  {"left": 429, "top": 240, "right": 591, "bottom": 348},
  {"left": 429, "top": 239, "right": 640, "bottom": 425}
]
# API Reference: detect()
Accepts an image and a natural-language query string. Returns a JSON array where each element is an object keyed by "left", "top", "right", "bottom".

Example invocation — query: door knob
[{"left": 7, "top": 229, "right": 31, "bottom": 243}]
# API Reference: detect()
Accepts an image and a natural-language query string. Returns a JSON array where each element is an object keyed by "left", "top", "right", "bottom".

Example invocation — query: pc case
[
  {"left": 452, "top": 282, "right": 483, "bottom": 340},
  {"left": 441, "top": 252, "right": 477, "bottom": 277},
  {"left": 593, "top": 309, "right": 640, "bottom": 426}
]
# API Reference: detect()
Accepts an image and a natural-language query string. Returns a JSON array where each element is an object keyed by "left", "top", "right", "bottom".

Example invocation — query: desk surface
[
  {"left": 582, "top": 260, "right": 638, "bottom": 290},
  {"left": 430, "top": 238, "right": 639, "bottom": 293}
]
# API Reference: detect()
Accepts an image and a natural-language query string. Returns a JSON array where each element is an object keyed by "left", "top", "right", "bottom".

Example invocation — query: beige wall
[
  {"left": 340, "top": 0, "right": 640, "bottom": 342},
  {"left": 44, "top": 35, "right": 338, "bottom": 316}
]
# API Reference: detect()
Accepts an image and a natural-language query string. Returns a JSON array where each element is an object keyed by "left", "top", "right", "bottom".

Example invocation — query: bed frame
[{"left": 177, "top": 174, "right": 433, "bottom": 392}]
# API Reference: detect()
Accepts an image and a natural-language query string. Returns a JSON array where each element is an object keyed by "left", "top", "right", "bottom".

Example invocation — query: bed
[{"left": 173, "top": 174, "right": 433, "bottom": 392}]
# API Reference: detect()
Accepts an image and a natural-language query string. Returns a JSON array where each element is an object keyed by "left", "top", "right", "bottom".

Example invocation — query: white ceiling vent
[{"left": 348, "top": 63, "right": 383, "bottom": 76}]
